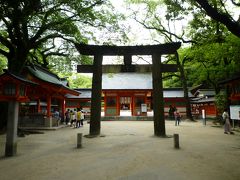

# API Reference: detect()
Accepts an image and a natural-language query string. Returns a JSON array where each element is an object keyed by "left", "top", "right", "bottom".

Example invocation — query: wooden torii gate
[{"left": 75, "top": 42, "right": 181, "bottom": 137}]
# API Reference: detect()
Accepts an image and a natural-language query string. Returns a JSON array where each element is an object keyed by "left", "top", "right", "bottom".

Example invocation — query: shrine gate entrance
[{"left": 75, "top": 42, "right": 181, "bottom": 137}]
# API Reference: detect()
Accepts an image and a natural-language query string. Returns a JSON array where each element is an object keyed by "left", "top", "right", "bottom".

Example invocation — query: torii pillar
[
  {"left": 90, "top": 55, "right": 103, "bottom": 135},
  {"left": 75, "top": 43, "right": 181, "bottom": 137},
  {"left": 152, "top": 53, "right": 165, "bottom": 136}
]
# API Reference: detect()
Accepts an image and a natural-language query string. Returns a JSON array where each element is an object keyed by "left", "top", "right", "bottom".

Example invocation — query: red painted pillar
[
  {"left": 132, "top": 95, "right": 135, "bottom": 116},
  {"left": 103, "top": 92, "right": 107, "bottom": 116},
  {"left": 61, "top": 99, "right": 65, "bottom": 120},
  {"left": 116, "top": 95, "right": 120, "bottom": 116},
  {"left": 37, "top": 99, "right": 41, "bottom": 113},
  {"left": 47, "top": 96, "right": 51, "bottom": 117}
]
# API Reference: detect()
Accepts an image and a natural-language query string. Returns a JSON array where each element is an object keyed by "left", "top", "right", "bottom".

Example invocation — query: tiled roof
[
  {"left": 102, "top": 73, "right": 193, "bottom": 97},
  {"left": 0, "top": 70, "right": 38, "bottom": 85},
  {"left": 26, "top": 65, "right": 65, "bottom": 86},
  {"left": 66, "top": 88, "right": 191, "bottom": 98},
  {"left": 195, "top": 89, "right": 215, "bottom": 97},
  {"left": 191, "top": 97, "right": 215, "bottom": 103},
  {"left": 102, "top": 73, "right": 152, "bottom": 90},
  {"left": 66, "top": 89, "right": 92, "bottom": 99},
  {"left": 25, "top": 65, "right": 79, "bottom": 95}
]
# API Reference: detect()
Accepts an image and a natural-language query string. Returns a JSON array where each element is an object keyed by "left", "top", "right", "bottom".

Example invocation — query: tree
[
  {"left": 0, "top": 55, "right": 7, "bottom": 74},
  {"left": 0, "top": 0, "right": 124, "bottom": 75},
  {"left": 67, "top": 74, "right": 92, "bottom": 88},
  {"left": 194, "top": 0, "right": 240, "bottom": 38},
  {"left": 128, "top": 0, "right": 194, "bottom": 120},
  {"left": 162, "top": 0, "right": 240, "bottom": 38}
]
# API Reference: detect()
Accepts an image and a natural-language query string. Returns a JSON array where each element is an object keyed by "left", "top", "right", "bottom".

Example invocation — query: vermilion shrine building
[
  {"left": 66, "top": 73, "right": 191, "bottom": 119},
  {"left": 0, "top": 64, "right": 79, "bottom": 128}
]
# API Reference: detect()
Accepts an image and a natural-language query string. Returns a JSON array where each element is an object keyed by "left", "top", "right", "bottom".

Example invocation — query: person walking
[
  {"left": 65, "top": 109, "right": 70, "bottom": 125},
  {"left": 222, "top": 108, "right": 234, "bottom": 134},
  {"left": 174, "top": 109, "right": 181, "bottom": 126},
  {"left": 80, "top": 108, "right": 85, "bottom": 127},
  {"left": 54, "top": 109, "right": 60, "bottom": 126},
  {"left": 169, "top": 105, "right": 175, "bottom": 120},
  {"left": 76, "top": 109, "right": 81, "bottom": 128}
]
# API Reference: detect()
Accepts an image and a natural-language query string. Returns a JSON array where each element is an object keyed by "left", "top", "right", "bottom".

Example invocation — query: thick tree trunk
[
  {"left": 7, "top": 45, "right": 28, "bottom": 74},
  {"left": 175, "top": 53, "right": 193, "bottom": 120}
]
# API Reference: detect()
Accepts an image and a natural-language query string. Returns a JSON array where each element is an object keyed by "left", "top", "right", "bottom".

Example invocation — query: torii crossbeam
[{"left": 75, "top": 42, "right": 181, "bottom": 137}]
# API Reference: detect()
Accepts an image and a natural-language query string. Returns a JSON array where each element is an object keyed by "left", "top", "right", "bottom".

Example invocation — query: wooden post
[
  {"left": 5, "top": 101, "right": 19, "bottom": 156},
  {"left": 174, "top": 134, "right": 180, "bottom": 149},
  {"left": 152, "top": 53, "right": 166, "bottom": 137},
  {"left": 46, "top": 96, "right": 51, "bottom": 118},
  {"left": 61, "top": 99, "right": 65, "bottom": 122},
  {"left": 89, "top": 54, "right": 103, "bottom": 136},
  {"left": 37, "top": 99, "right": 41, "bottom": 113},
  {"left": 103, "top": 92, "right": 107, "bottom": 116},
  {"left": 77, "top": 133, "right": 82, "bottom": 148}
]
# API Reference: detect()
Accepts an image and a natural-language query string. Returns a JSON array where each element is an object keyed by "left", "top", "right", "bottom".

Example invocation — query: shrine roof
[
  {"left": 102, "top": 73, "right": 193, "bottom": 97},
  {"left": 0, "top": 70, "right": 37, "bottom": 85},
  {"left": 24, "top": 64, "right": 79, "bottom": 95},
  {"left": 191, "top": 97, "right": 215, "bottom": 103},
  {"left": 66, "top": 89, "right": 91, "bottom": 99},
  {"left": 25, "top": 65, "right": 65, "bottom": 86},
  {"left": 194, "top": 89, "right": 215, "bottom": 97},
  {"left": 218, "top": 74, "right": 240, "bottom": 85},
  {"left": 102, "top": 73, "right": 152, "bottom": 90}
]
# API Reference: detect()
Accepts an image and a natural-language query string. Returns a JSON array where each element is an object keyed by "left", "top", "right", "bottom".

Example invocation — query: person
[
  {"left": 174, "top": 109, "right": 181, "bottom": 126},
  {"left": 65, "top": 109, "right": 70, "bottom": 125},
  {"left": 80, "top": 108, "right": 85, "bottom": 127},
  {"left": 222, "top": 109, "right": 234, "bottom": 134},
  {"left": 76, "top": 108, "right": 81, "bottom": 128},
  {"left": 73, "top": 109, "right": 77, "bottom": 127},
  {"left": 70, "top": 110, "right": 76, "bottom": 127},
  {"left": 54, "top": 109, "right": 60, "bottom": 126},
  {"left": 169, "top": 105, "right": 175, "bottom": 120}
]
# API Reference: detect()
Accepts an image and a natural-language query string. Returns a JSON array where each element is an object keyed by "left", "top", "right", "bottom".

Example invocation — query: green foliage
[
  {"left": 56, "top": 71, "right": 92, "bottom": 88},
  {"left": 0, "top": 0, "right": 126, "bottom": 74},
  {"left": 182, "top": 33, "right": 240, "bottom": 89},
  {"left": 67, "top": 73, "right": 92, "bottom": 89},
  {"left": 0, "top": 56, "right": 7, "bottom": 74},
  {"left": 68, "top": 74, "right": 92, "bottom": 88},
  {"left": 215, "top": 91, "right": 228, "bottom": 114}
]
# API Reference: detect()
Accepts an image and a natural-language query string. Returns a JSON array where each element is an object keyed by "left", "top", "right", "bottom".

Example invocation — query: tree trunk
[
  {"left": 175, "top": 53, "right": 193, "bottom": 120},
  {"left": 8, "top": 47, "right": 28, "bottom": 74}
]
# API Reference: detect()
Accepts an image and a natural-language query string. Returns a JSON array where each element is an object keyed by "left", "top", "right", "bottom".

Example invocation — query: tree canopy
[{"left": 0, "top": 0, "right": 126, "bottom": 75}]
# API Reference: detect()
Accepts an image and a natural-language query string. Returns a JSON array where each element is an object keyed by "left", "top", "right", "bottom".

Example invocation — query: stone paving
[{"left": 0, "top": 120, "right": 240, "bottom": 180}]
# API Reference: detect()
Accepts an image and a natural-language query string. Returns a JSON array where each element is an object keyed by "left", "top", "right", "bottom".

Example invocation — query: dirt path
[{"left": 0, "top": 120, "right": 240, "bottom": 180}]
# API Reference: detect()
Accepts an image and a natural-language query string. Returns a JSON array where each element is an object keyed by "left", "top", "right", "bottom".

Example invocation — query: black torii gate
[{"left": 75, "top": 42, "right": 181, "bottom": 137}]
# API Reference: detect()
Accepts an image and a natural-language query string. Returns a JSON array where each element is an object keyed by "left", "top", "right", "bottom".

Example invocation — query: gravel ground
[{"left": 0, "top": 120, "right": 240, "bottom": 180}]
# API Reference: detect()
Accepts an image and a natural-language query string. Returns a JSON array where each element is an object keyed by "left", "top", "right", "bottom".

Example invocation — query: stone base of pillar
[
  {"left": 44, "top": 117, "right": 52, "bottom": 127},
  {"left": 5, "top": 142, "right": 17, "bottom": 157}
]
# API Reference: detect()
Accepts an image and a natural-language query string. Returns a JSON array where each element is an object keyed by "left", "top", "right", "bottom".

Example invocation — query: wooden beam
[
  {"left": 124, "top": 55, "right": 132, "bottom": 65},
  {"left": 77, "top": 65, "right": 94, "bottom": 73},
  {"left": 75, "top": 42, "right": 181, "bottom": 56},
  {"left": 77, "top": 64, "right": 178, "bottom": 73}
]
